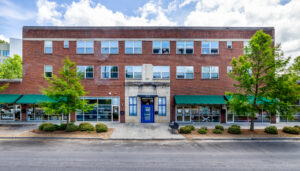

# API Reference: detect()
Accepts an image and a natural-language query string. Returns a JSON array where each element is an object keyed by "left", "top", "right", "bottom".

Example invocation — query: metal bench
[{"left": 169, "top": 121, "right": 179, "bottom": 134}]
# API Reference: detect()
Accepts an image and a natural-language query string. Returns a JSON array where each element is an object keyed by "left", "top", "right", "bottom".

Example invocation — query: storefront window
[
  {"left": 176, "top": 105, "right": 221, "bottom": 123},
  {"left": 27, "top": 104, "right": 65, "bottom": 121},
  {"left": 0, "top": 104, "right": 16, "bottom": 121}
]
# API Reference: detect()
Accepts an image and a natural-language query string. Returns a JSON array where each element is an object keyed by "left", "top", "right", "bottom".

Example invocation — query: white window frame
[
  {"left": 44, "top": 65, "right": 53, "bottom": 78},
  {"left": 176, "top": 66, "right": 194, "bottom": 79},
  {"left": 244, "top": 41, "right": 250, "bottom": 54},
  {"left": 227, "top": 41, "right": 232, "bottom": 49},
  {"left": 201, "top": 66, "right": 219, "bottom": 79},
  {"left": 201, "top": 41, "right": 219, "bottom": 55},
  {"left": 125, "top": 41, "right": 142, "bottom": 54},
  {"left": 176, "top": 41, "right": 194, "bottom": 54},
  {"left": 44, "top": 41, "right": 52, "bottom": 54},
  {"left": 76, "top": 41, "right": 94, "bottom": 54},
  {"left": 125, "top": 66, "right": 142, "bottom": 79},
  {"left": 77, "top": 65, "right": 94, "bottom": 79},
  {"left": 152, "top": 41, "right": 170, "bottom": 54},
  {"left": 101, "top": 66, "right": 119, "bottom": 79},
  {"left": 64, "top": 41, "right": 69, "bottom": 48},
  {"left": 101, "top": 41, "right": 119, "bottom": 54},
  {"left": 153, "top": 66, "right": 170, "bottom": 79},
  {"left": 227, "top": 66, "right": 232, "bottom": 73}
]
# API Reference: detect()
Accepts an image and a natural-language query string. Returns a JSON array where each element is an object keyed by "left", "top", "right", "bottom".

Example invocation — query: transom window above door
[
  {"left": 125, "top": 41, "right": 142, "bottom": 54},
  {"left": 176, "top": 41, "right": 193, "bottom": 54},
  {"left": 101, "top": 41, "right": 118, "bottom": 54},
  {"left": 153, "top": 41, "right": 170, "bottom": 54}
]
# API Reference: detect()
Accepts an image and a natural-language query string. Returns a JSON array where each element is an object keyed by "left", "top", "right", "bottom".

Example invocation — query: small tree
[
  {"left": 0, "top": 39, "right": 8, "bottom": 44},
  {"left": 227, "top": 30, "right": 276, "bottom": 131},
  {"left": 42, "top": 57, "right": 93, "bottom": 125},
  {"left": 0, "top": 55, "right": 22, "bottom": 79}
]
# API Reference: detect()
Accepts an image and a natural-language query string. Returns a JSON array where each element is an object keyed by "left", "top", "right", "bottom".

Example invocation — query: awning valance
[
  {"left": 174, "top": 95, "right": 226, "bottom": 105},
  {"left": 16, "top": 94, "right": 56, "bottom": 104},
  {"left": 0, "top": 94, "right": 22, "bottom": 103}
]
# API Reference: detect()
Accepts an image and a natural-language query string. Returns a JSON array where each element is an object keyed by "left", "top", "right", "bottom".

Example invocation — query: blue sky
[{"left": 0, "top": 0, "right": 299, "bottom": 58}]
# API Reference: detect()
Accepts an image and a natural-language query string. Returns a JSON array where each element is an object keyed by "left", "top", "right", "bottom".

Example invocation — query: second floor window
[
  {"left": 153, "top": 41, "right": 170, "bottom": 54},
  {"left": 44, "top": 65, "right": 53, "bottom": 78},
  {"left": 101, "top": 41, "right": 118, "bottom": 54},
  {"left": 202, "top": 66, "right": 219, "bottom": 79},
  {"left": 202, "top": 41, "right": 219, "bottom": 54},
  {"left": 153, "top": 66, "right": 170, "bottom": 79},
  {"left": 77, "top": 66, "right": 94, "bottom": 79},
  {"left": 176, "top": 66, "right": 194, "bottom": 79},
  {"left": 77, "top": 41, "right": 94, "bottom": 54},
  {"left": 125, "top": 41, "right": 142, "bottom": 54},
  {"left": 176, "top": 41, "right": 193, "bottom": 54},
  {"left": 227, "top": 66, "right": 232, "bottom": 73},
  {"left": 44, "top": 41, "right": 52, "bottom": 54},
  {"left": 101, "top": 66, "right": 119, "bottom": 79},
  {"left": 125, "top": 66, "right": 142, "bottom": 79},
  {"left": 3, "top": 50, "right": 9, "bottom": 57}
]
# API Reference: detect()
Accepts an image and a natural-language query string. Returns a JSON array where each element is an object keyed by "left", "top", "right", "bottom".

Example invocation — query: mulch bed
[
  {"left": 183, "top": 129, "right": 300, "bottom": 139},
  {"left": 18, "top": 128, "right": 114, "bottom": 139}
]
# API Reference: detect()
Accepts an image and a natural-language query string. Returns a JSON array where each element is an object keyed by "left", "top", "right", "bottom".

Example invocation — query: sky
[{"left": 0, "top": 0, "right": 299, "bottom": 59}]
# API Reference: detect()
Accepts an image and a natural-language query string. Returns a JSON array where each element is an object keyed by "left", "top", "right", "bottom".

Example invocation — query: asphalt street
[{"left": 0, "top": 139, "right": 299, "bottom": 171}]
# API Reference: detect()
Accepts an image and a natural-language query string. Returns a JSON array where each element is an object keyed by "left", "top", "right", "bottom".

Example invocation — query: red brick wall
[{"left": 1, "top": 27, "right": 274, "bottom": 122}]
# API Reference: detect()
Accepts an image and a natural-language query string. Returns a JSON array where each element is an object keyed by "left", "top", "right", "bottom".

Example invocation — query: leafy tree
[
  {"left": 0, "top": 55, "right": 22, "bottom": 79},
  {"left": 42, "top": 57, "right": 94, "bottom": 125},
  {"left": 0, "top": 39, "right": 8, "bottom": 44}
]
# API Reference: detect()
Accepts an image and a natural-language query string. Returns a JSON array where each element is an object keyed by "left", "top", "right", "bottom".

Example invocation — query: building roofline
[{"left": 23, "top": 26, "right": 274, "bottom": 31}]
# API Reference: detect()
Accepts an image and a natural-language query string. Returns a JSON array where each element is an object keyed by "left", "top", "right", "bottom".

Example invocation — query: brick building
[{"left": 1, "top": 26, "right": 287, "bottom": 123}]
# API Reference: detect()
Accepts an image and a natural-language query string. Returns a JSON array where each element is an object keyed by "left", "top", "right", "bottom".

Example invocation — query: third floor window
[
  {"left": 44, "top": 41, "right": 52, "bottom": 54},
  {"left": 153, "top": 41, "right": 170, "bottom": 54},
  {"left": 77, "top": 41, "right": 94, "bottom": 54},
  {"left": 176, "top": 41, "right": 193, "bottom": 54},
  {"left": 101, "top": 41, "right": 118, "bottom": 54},
  {"left": 201, "top": 41, "right": 219, "bottom": 54},
  {"left": 125, "top": 41, "right": 142, "bottom": 54}
]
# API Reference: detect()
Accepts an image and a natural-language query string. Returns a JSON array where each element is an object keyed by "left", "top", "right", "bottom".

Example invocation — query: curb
[
  {"left": 191, "top": 137, "right": 300, "bottom": 141},
  {"left": 0, "top": 137, "right": 104, "bottom": 140}
]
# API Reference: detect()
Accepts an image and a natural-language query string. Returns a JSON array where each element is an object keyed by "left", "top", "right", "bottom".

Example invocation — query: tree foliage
[
  {"left": 41, "top": 57, "right": 94, "bottom": 124},
  {"left": 0, "top": 54, "right": 22, "bottom": 79},
  {"left": 0, "top": 39, "right": 8, "bottom": 44}
]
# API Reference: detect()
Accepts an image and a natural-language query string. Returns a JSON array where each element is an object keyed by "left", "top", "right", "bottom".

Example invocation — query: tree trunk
[{"left": 250, "top": 118, "right": 254, "bottom": 131}]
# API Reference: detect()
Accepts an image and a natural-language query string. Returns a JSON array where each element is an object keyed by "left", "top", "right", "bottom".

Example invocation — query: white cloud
[
  {"left": 37, "top": 0, "right": 62, "bottom": 25},
  {"left": 0, "top": 34, "right": 9, "bottom": 43},
  {"left": 0, "top": 0, "right": 34, "bottom": 20},
  {"left": 184, "top": 0, "right": 300, "bottom": 58}
]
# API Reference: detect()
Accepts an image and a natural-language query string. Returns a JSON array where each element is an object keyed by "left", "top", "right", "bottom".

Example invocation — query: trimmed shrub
[
  {"left": 264, "top": 126, "right": 278, "bottom": 134},
  {"left": 65, "top": 123, "right": 79, "bottom": 132},
  {"left": 213, "top": 129, "right": 222, "bottom": 134},
  {"left": 198, "top": 128, "right": 207, "bottom": 134},
  {"left": 215, "top": 125, "right": 224, "bottom": 131},
  {"left": 186, "top": 125, "right": 195, "bottom": 131},
  {"left": 58, "top": 123, "right": 67, "bottom": 130},
  {"left": 201, "top": 126, "right": 208, "bottom": 131},
  {"left": 38, "top": 122, "right": 53, "bottom": 131},
  {"left": 79, "top": 122, "right": 94, "bottom": 131},
  {"left": 42, "top": 124, "right": 57, "bottom": 132},
  {"left": 96, "top": 123, "right": 108, "bottom": 133},
  {"left": 283, "top": 126, "right": 300, "bottom": 134},
  {"left": 228, "top": 125, "right": 241, "bottom": 134},
  {"left": 179, "top": 126, "right": 192, "bottom": 134},
  {"left": 294, "top": 125, "right": 300, "bottom": 129}
]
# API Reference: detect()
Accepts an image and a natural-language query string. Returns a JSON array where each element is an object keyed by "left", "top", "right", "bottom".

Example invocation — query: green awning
[
  {"left": 174, "top": 95, "right": 226, "bottom": 105},
  {"left": 225, "top": 95, "right": 274, "bottom": 105},
  {"left": 0, "top": 94, "right": 22, "bottom": 103},
  {"left": 16, "top": 94, "right": 56, "bottom": 104}
]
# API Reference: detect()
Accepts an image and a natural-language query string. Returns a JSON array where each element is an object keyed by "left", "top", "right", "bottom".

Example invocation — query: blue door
[{"left": 142, "top": 105, "right": 154, "bottom": 123}]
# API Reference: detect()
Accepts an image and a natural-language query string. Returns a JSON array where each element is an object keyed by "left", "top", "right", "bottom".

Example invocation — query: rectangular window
[
  {"left": 153, "top": 66, "right": 170, "bottom": 79},
  {"left": 3, "top": 50, "right": 9, "bottom": 57},
  {"left": 44, "top": 41, "right": 52, "bottom": 54},
  {"left": 77, "top": 41, "right": 94, "bottom": 54},
  {"left": 227, "top": 66, "right": 232, "bottom": 73},
  {"left": 101, "top": 41, "right": 118, "bottom": 54},
  {"left": 0, "top": 50, "right": 1, "bottom": 56},
  {"left": 201, "top": 41, "right": 219, "bottom": 54},
  {"left": 125, "top": 41, "right": 142, "bottom": 54},
  {"left": 158, "top": 97, "right": 166, "bottom": 116},
  {"left": 244, "top": 41, "right": 250, "bottom": 54},
  {"left": 176, "top": 66, "right": 194, "bottom": 79},
  {"left": 125, "top": 66, "right": 142, "bottom": 79},
  {"left": 101, "top": 66, "right": 119, "bottom": 79},
  {"left": 176, "top": 41, "right": 193, "bottom": 54},
  {"left": 227, "top": 41, "right": 232, "bottom": 49},
  {"left": 44, "top": 65, "right": 53, "bottom": 78},
  {"left": 202, "top": 66, "right": 219, "bottom": 79},
  {"left": 64, "top": 41, "right": 69, "bottom": 48},
  {"left": 129, "top": 97, "right": 137, "bottom": 116},
  {"left": 77, "top": 66, "right": 94, "bottom": 79},
  {"left": 153, "top": 41, "right": 170, "bottom": 54}
]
